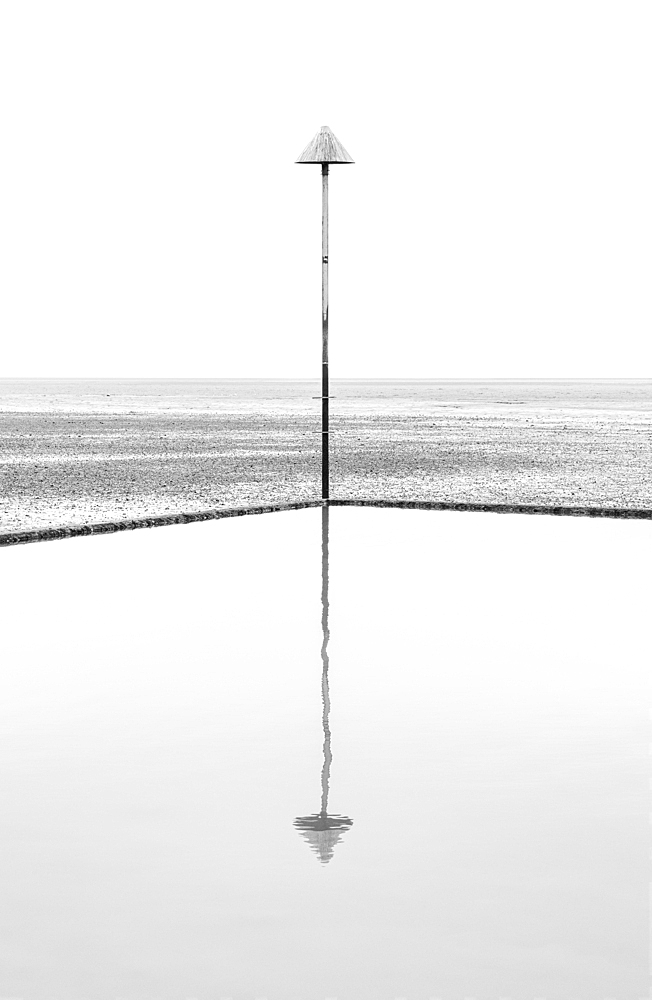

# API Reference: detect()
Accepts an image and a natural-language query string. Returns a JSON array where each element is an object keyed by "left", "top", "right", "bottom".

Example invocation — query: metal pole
[
  {"left": 296, "top": 126, "right": 352, "bottom": 500},
  {"left": 321, "top": 163, "right": 329, "bottom": 501}
]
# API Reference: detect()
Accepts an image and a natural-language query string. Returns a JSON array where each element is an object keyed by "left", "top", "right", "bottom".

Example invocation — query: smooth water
[
  {"left": 0, "top": 507, "right": 649, "bottom": 998},
  {"left": 2, "top": 377, "right": 652, "bottom": 413}
]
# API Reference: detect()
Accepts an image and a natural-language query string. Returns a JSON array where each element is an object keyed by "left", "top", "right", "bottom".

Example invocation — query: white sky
[{"left": 0, "top": 1, "right": 650, "bottom": 379}]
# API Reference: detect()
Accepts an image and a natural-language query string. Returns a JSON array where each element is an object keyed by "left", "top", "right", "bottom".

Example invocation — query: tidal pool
[{"left": 0, "top": 507, "right": 649, "bottom": 999}]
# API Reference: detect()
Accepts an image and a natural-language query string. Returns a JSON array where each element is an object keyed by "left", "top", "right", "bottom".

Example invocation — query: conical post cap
[{"left": 296, "top": 126, "right": 354, "bottom": 164}]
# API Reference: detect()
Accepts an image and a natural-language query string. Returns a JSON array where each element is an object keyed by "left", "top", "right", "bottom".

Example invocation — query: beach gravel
[{"left": 2, "top": 404, "right": 652, "bottom": 535}]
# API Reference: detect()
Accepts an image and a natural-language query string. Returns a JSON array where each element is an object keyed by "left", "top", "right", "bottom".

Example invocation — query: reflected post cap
[{"left": 295, "top": 125, "right": 354, "bottom": 164}]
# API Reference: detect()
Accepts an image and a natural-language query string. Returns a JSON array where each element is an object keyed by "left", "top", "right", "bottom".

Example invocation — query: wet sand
[{"left": 2, "top": 406, "right": 652, "bottom": 535}]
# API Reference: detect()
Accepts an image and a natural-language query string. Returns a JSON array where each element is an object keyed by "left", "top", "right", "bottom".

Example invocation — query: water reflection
[{"left": 294, "top": 505, "right": 353, "bottom": 863}]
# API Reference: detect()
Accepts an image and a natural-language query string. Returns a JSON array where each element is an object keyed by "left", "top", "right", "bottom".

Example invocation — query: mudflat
[{"left": 1, "top": 379, "right": 651, "bottom": 534}]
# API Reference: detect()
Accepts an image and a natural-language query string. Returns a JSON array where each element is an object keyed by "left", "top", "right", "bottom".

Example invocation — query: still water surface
[
  {"left": 0, "top": 508, "right": 649, "bottom": 998},
  {"left": 2, "top": 377, "right": 651, "bottom": 413}
]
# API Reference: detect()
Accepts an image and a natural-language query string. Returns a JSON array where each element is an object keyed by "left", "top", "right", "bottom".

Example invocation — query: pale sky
[{"left": 1, "top": 1, "right": 650, "bottom": 379}]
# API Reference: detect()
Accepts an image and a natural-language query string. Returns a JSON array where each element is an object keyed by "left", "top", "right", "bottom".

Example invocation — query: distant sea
[{"left": 1, "top": 379, "right": 651, "bottom": 414}]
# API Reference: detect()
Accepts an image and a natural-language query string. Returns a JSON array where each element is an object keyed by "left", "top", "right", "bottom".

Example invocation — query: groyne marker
[{"left": 296, "top": 125, "right": 354, "bottom": 500}]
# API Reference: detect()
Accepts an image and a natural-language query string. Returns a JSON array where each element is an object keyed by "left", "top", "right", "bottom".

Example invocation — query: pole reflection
[{"left": 294, "top": 505, "right": 353, "bottom": 864}]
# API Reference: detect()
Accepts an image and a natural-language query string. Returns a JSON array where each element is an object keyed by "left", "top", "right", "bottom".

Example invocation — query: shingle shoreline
[
  {"left": 1, "top": 497, "right": 652, "bottom": 548},
  {"left": 328, "top": 498, "right": 652, "bottom": 519},
  {"left": 0, "top": 500, "right": 323, "bottom": 547}
]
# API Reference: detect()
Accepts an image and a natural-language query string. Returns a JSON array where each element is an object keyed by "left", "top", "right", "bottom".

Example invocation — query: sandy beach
[{"left": 2, "top": 380, "right": 652, "bottom": 535}]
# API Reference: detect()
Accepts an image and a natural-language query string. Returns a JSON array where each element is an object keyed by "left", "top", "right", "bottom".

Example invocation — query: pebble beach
[{"left": 2, "top": 379, "right": 651, "bottom": 536}]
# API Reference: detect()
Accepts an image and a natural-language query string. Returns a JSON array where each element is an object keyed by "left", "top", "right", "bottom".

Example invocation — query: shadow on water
[{"left": 294, "top": 505, "right": 353, "bottom": 864}]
